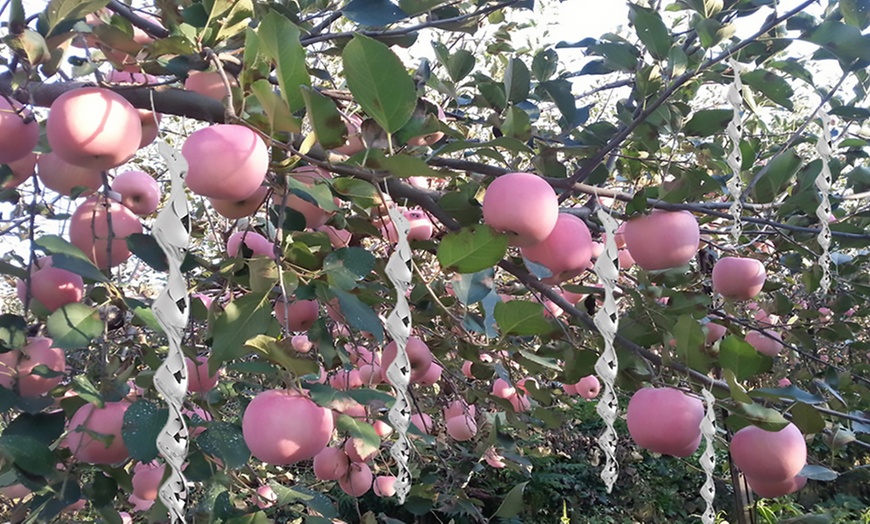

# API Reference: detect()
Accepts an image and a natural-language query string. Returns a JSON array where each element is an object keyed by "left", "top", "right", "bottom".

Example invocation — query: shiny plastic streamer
[
  {"left": 700, "top": 387, "right": 717, "bottom": 524},
  {"left": 151, "top": 140, "right": 191, "bottom": 522},
  {"left": 593, "top": 206, "right": 620, "bottom": 493},
  {"left": 383, "top": 205, "right": 414, "bottom": 504},
  {"left": 726, "top": 58, "right": 744, "bottom": 245},
  {"left": 815, "top": 109, "right": 833, "bottom": 295}
]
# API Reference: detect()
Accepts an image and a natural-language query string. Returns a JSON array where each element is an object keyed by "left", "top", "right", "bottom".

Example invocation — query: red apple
[
  {"left": 46, "top": 87, "right": 142, "bottom": 170},
  {"left": 209, "top": 186, "right": 268, "bottom": 220},
  {"left": 705, "top": 322, "right": 727, "bottom": 345},
  {"left": 624, "top": 210, "right": 700, "bottom": 271},
  {"left": 184, "top": 71, "right": 237, "bottom": 101},
  {"left": 713, "top": 257, "right": 766, "bottom": 300},
  {"left": 66, "top": 401, "right": 130, "bottom": 464},
  {"left": 627, "top": 387, "right": 704, "bottom": 457},
  {"left": 407, "top": 102, "right": 446, "bottom": 147},
  {"left": 373, "top": 475, "right": 397, "bottom": 497},
  {"left": 253, "top": 485, "right": 277, "bottom": 509},
  {"left": 404, "top": 209, "right": 434, "bottom": 241},
  {"left": 226, "top": 230, "right": 273, "bottom": 258},
  {"left": 317, "top": 225, "right": 352, "bottom": 248},
  {"left": 344, "top": 437, "right": 378, "bottom": 463},
  {"left": 482, "top": 172, "right": 559, "bottom": 247},
  {"left": 333, "top": 114, "right": 365, "bottom": 156},
  {"left": 0, "top": 97, "right": 39, "bottom": 164},
  {"left": 731, "top": 423, "right": 806, "bottom": 482},
  {"left": 417, "top": 363, "right": 442, "bottom": 386},
  {"left": 242, "top": 389, "right": 334, "bottom": 465},
  {"left": 446, "top": 414, "right": 477, "bottom": 441},
  {"left": 313, "top": 447, "right": 350, "bottom": 481},
  {"left": 274, "top": 299, "right": 319, "bottom": 332},
  {"left": 746, "top": 475, "right": 806, "bottom": 498},
  {"left": 746, "top": 330, "right": 784, "bottom": 357},
  {"left": 338, "top": 462, "right": 372, "bottom": 497},
  {"left": 132, "top": 462, "right": 165, "bottom": 501},
  {"left": 112, "top": 170, "right": 161, "bottom": 215},
  {"left": 380, "top": 336, "right": 433, "bottom": 384},
  {"left": 186, "top": 355, "right": 219, "bottom": 394},
  {"left": 182, "top": 124, "right": 268, "bottom": 201},
  {"left": 69, "top": 196, "right": 143, "bottom": 269},
  {"left": 29, "top": 266, "right": 84, "bottom": 312},
  {"left": 576, "top": 375, "right": 601, "bottom": 399},
  {"left": 12, "top": 337, "right": 66, "bottom": 397},
  {"left": 37, "top": 152, "right": 102, "bottom": 197},
  {"left": 2, "top": 152, "right": 37, "bottom": 189},
  {"left": 410, "top": 413, "right": 433, "bottom": 434},
  {"left": 520, "top": 214, "right": 594, "bottom": 284}
]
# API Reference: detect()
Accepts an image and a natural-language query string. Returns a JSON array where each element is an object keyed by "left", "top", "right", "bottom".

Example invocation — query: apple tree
[{"left": 0, "top": 0, "right": 869, "bottom": 522}]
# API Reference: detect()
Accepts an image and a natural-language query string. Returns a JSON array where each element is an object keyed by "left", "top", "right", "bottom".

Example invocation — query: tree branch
[{"left": 106, "top": 0, "right": 170, "bottom": 39}]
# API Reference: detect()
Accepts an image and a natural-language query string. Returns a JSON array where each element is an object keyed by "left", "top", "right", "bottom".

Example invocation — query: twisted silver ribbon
[
  {"left": 726, "top": 59, "right": 744, "bottom": 246},
  {"left": 151, "top": 140, "right": 191, "bottom": 522},
  {"left": 815, "top": 109, "right": 833, "bottom": 295},
  {"left": 699, "top": 387, "right": 717, "bottom": 524},
  {"left": 593, "top": 206, "right": 620, "bottom": 493},
  {"left": 383, "top": 205, "right": 413, "bottom": 504}
]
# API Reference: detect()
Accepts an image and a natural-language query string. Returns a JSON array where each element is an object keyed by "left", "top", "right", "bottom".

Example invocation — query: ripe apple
[
  {"left": 253, "top": 485, "right": 277, "bottom": 509},
  {"left": 0, "top": 483, "right": 30, "bottom": 500},
  {"left": 102, "top": 71, "right": 163, "bottom": 148},
  {"left": 417, "top": 363, "right": 442, "bottom": 386},
  {"left": 357, "top": 363, "right": 382, "bottom": 385},
  {"left": 46, "top": 87, "right": 142, "bottom": 170},
  {"left": 2, "top": 152, "right": 37, "bottom": 189},
  {"left": 746, "top": 330, "right": 784, "bottom": 357},
  {"left": 274, "top": 299, "right": 319, "bottom": 332},
  {"left": 520, "top": 214, "right": 594, "bottom": 284},
  {"left": 5, "top": 337, "right": 66, "bottom": 397},
  {"left": 112, "top": 170, "right": 161, "bottom": 215},
  {"left": 339, "top": 462, "right": 373, "bottom": 497},
  {"left": 132, "top": 462, "right": 165, "bottom": 501},
  {"left": 226, "top": 230, "right": 274, "bottom": 258},
  {"left": 484, "top": 447, "right": 507, "bottom": 468},
  {"left": 745, "top": 475, "right": 806, "bottom": 499},
  {"left": 313, "top": 447, "right": 350, "bottom": 481},
  {"left": 317, "top": 225, "right": 353, "bottom": 248},
  {"left": 623, "top": 210, "right": 700, "bottom": 271},
  {"left": 410, "top": 413, "right": 433, "bottom": 434},
  {"left": 372, "top": 419, "right": 393, "bottom": 438},
  {"left": 482, "top": 172, "right": 559, "bottom": 247},
  {"left": 404, "top": 209, "right": 434, "bottom": 241},
  {"left": 291, "top": 335, "right": 313, "bottom": 353},
  {"left": 446, "top": 414, "right": 477, "bottom": 441},
  {"left": 705, "top": 322, "right": 727, "bottom": 345},
  {"left": 380, "top": 336, "right": 433, "bottom": 384},
  {"left": 406, "top": 102, "right": 446, "bottom": 147},
  {"left": 209, "top": 186, "right": 268, "bottom": 220},
  {"left": 373, "top": 475, "right": 397, "bottom": 497},
  {"left": 29, "top": 266, "right": 84, "bottom": 313},
  {"left": 182, "top": 124, "right": 269, "bottom": 201},
  {"left": 37, "top": 152, "right": 102, "bottom": 197},
  {"left": 184, "top": 71, "right": 237, "bottom": 101},
  {"left": 712, "top": 257, "right": 766, "bottom": 300},
  {"left": 576, "top": 375, "right": 601, "bottom": 399},
  {"left": 186, "top": 355, "right": 219, "bottom": 394},
  {"left": 344, "top": 437, "right": 378, "bottom": 463},
  {"left": 0, "top": 97, "right": 39, "bottom": 164},
  {"left": 69, "top": 196, "right": 143, "bottom": 269},
  {"left": 65, "top": 401, "right": 130, "bottom": 464},
  {"left": 730, "top": 422, "right": 806, "bottom": 482},
  {"left": 627, "top": 387, "right": 704, "bottom": 457},
  {"left": 444, "top": 400, "right": 476, "bottom": 420},
  {"left": 242, "top": 389, "right": 334, "bottom": 465}
]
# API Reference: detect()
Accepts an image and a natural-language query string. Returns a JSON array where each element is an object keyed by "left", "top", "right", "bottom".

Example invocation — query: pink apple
[
  {"left": 520, "top": 214, "right": 594, "bottom": 284},
  {"left": 713, "top": 257, "right": 766, "bottom": 300},
  {"left": 0, "top": 97, "right": 39, "bottom": 164},
  {"left": 627, "top": 387, "right": 704, "bottom": 457},
  {"left": 182, "top": 124, "right": 268, "bottom": 201},
  {"left": 209, "top": 186, "right": 268, "bottom": 220},
  {"left": 730, "top": 423, "right": 806, "bottom": 482},
  {"left": 380, "top": 336, "right": 433, "bottom": 384},
  {"left": 274, "top": 299, "right": 319, "bottom": 332},
  {"left": 226, "top": 231, "right": 274, "bottom": 258},
  {"left": 69, "top": 196, "right": 142, "bottom": 269},
  {"left": 483, "top": 172, "right": 559, "bottom": 247},
  {"left": 112, "top": 170, "right": 161, "bottom": 215},
  {"left": 623, "top": 210, "right": 700, "bottom": 271},
  {"left": 186, "top": 355, "right": 219, "bottom": 393},
  {"left": 37, "top": 152, "right": 102, "bottom": 197}
]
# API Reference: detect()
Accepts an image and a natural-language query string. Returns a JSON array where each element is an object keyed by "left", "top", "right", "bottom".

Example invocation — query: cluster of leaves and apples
[{"left": 0, "top": 0, "right": 869, "bottom": 522}]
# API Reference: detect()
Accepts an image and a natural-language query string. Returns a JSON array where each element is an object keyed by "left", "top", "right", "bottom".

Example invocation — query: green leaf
[
  {"left": 342, "top": 34, "right": 417, "bottom": 133},
  {"left": 841, "top": 0, "right": 870, "bottom": 30},
  {"left": 628, "top": 3, "right": 672, "bottom": 60},
  {"left": 212, "top": 0, "right": 253, "bottom": 42},
  {"left": 89, "top": 474, "right": 119, "bottom": 508},
  {"left": 122, "top": 400, "right": 168, "bottom": 463},
  {"left": 71, "top": 375, "right": 104, "bottom": 407},
  {"left": 250, "top": 79, "right": 300, "bottom": 134},
  {"left": 257, "top": 11, "right": 310, "bottom": 111},
  {"left": 684, "top": 109, "right": 731, "bottom": 136},
  {"left": 0, "top": 314, "right": 27, "bottom": 350},
  {"left": 672, "top": 315, "right": 713, "bottom": 372},
  {"left": 729, "top": 401, "right": 789, "bottom": 431},
  {"left": 363, "top": 150, "right": 445, "bottom": 179},
  {"left": 3, "top": 411, "right": 65, "bottom": 445},
  {"left": 493, "top": 301, "right": 553, "bottom": 336},
  {"left": 301, "top": 86, "right": 346, "bottom": 149},
  {"left": 335, "top": 414, "right": 380, "bottom": 450},
  {"left": 197, "top": 421, "right": 250, "bottom": 469},
  {"left": 46, "top": 303, "right": 104, "bottom": 350},
  {"left": 753, "top": 149, "right": 801, "bottom": 204},
  {"left": 789, "top": 401, "right": 825, "bottom": 434},
  {"left": 493, "top": 481, "right": 529, "bottom": 518},
  {"left": 446, "top": 49, "right": 476, "bottom": 82},
  {"left": 5, "top": 29, "right": 50, "bottom": 65},
  {"left": 437, "top": 225, "right": 508, "bottom": 273},
  {"left": 333, "top": 289, "right": 384, "bottom": 342},
  {"left": 0, "top": 434, "right": 55, "bottom": 476},
  {"left": 35, "top": 234, "right": 91, "bottom": 261},
  {"left": 694, "top": 18, "right": 735, "bottom": 48},
  {"left": 537, "top": 79, "right": 577, "bottom": 124},
  {"left": 723, "top": 369, "right": 753, "bottom": 404},
  {"left": 49, "top": 253, "right": 108, "bottom": 282},
  {"left": 270, "top": 484, "right": 339, "bottom": 518},
  {"left": 798, "top": 464, "right": 838, "bottom": 481},
  {"left": 209, "top": 292, "right": 274, "bottom": 374},
  {"left": 323, "top": 247, "right": 376, "bottom": 290},
  {"left": 127, "top": 233, "right": 168, "bottom": 272},
  {"left": 742, "top": 70, "right": 794, "bottom": 110},
  {"left": 502, "top": 105, "right": 532, "bottom": 141},
  {"left": 42, "top": 0, "right": 110, "bottom": 37},
  {"left": 531, "top": 48, "right": 558, "bottom": 81},
  {"left": 719, "top": 335, "right": 772, "bottom": 381},
  {"left": 750, "top": 385, "right": 825, "bottom": 405},
  {"left": 332, "top": 178, "right": 380, "bottom": 208},
  {"left": 343, "top": 0, "right": 409, "bottom": 27},
  {"left": 504, "top": 58, "right": 530, "bottom": 103}
]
